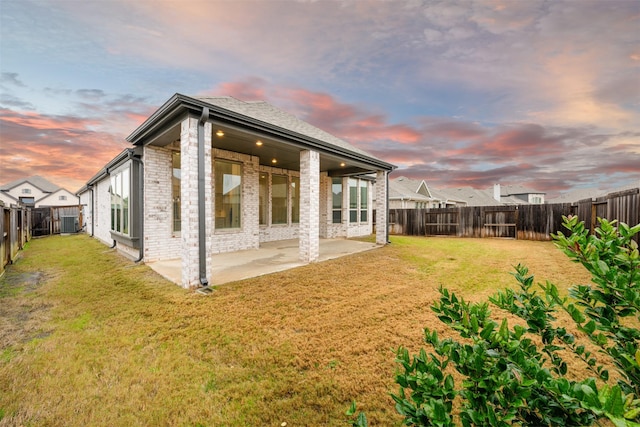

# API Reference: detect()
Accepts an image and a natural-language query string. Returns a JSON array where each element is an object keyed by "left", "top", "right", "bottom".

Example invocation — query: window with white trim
[
  {"left": 215, "top": 160, "right": 242, "bottom": 229},
  {"left": 110, "top": 167, "right": 130, "bottom": 235},
  {"left": 332, "top": 177, "right": 342, "bottom": 224},
  {"left": 172, "top": 151, "right": 181, "bottom": 233}
]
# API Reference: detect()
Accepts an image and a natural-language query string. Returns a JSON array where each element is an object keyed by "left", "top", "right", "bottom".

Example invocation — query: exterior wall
[
  {"left": 93, "top": 178, "right": 113, "bottom": 245},
  {"left": 375, "top": 170, "right": 388, "bottom": 245},
  {"left": 0, "top": 192, "right": 17, "bottom": 207},
  {"left": 212, "top": 148, "right": 260, "bottom": 252},
  {"left": 143, "top": 145, "right": 181, "bottom": 262},
  {"left": 299, "top": 150, "right": 319, "bottom": 262},
  {"left": 79, "top": 190, "right": 92, "bottom": 234},
  {"left": 180, "top": 118, "right": 213, "bottom": 288},
  {"left": 37, "top": 189, "right": 80, "bottom": 207},
  {"left": 6, "top": 183, "right": 47, "bottom": 204},
  {"left": 528, "top": 193, "right": 545, "bottom": 204}
]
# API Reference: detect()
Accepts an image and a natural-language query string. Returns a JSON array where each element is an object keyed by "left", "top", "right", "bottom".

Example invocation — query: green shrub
[{"left": 375, "top": 217, "right": 640, "bottom": 427}]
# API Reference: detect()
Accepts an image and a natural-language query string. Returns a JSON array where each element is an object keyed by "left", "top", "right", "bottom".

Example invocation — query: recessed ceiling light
[
  {"left": 340, "top": 162, "right": 346, "bottom": 167},
  {"left": 271, "top": 158, "right": 277, "bottom": 164},
  {"left": 256, "top": 140, "right": 263, "bottom": 146},
  {"left": 216, "top": 130, "right": 224, "bottom": 137}
]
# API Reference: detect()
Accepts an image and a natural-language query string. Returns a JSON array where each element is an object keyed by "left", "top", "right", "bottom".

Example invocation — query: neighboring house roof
[
  {"left": 498, "top": 184, "right": 545, "bottom": 196},
  {"left": 546, "top": 188, "right": 604, "bottom": 204},
  {"left": 546, "top": 180, "right": 640, "bottom": 204},
  {"left": 443, "top": 187, "right": 503, "bottom": 206},
  {"left": 390, "top": 176, "right": 432, "bottom": 201},
  {"left": 0, "top": 175, "right": 60, "bottom": 193},
  {"left": 390, "top": 177, "right": 467, "bottom": 206},
  {"left": 197, "top": 96, "right": 383, "bottom": 163}
]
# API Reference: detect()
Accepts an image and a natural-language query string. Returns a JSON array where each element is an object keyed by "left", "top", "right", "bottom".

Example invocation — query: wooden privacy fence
[
  {"left": 32, "top": 205, "right": 83, "bottom": 237},
  {"left": 388, "top": 187, "right": 639, "bottom": 242},
  {"left": 1, "top": 203, "right": 32, "bottom": 276}
]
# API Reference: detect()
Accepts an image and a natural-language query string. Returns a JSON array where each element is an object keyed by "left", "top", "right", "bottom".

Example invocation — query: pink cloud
[{"left": 0, "top": 108, "right": 129, "bottom": 191}]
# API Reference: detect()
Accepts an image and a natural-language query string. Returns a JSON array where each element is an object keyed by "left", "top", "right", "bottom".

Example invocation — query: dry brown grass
[{"left": 0, "top": 234, "right": 593, "bottom": 426}]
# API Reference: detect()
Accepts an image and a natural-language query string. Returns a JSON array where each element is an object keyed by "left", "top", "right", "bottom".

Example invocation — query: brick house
[{"left": 78, "top": 94, "right": 395, "bottom": 288}]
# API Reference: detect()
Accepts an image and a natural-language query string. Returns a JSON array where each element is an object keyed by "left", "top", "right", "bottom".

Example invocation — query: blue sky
[{"left": 1, "top": 0, "right": 639, "bottom": 196}]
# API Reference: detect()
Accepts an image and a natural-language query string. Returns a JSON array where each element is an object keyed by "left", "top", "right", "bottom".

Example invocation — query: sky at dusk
[{"left": 1, "top": 0, "right": 639, "bottom": 196}]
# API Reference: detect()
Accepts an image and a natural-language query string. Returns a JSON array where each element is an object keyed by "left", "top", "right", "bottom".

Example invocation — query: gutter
[{"left": 198, "top": 107, "right": 209, "bottom": 287}]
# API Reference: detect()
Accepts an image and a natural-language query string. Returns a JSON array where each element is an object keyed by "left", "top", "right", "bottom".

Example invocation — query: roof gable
[
  {"left": 127, "top": 94, "right": 394, "bottom": 172},
  {"left": 195, "top": 96, "right": 382, "bottom": 163},
  {"left": 1, "top": 175, "right": 60, "bottom": 193}
]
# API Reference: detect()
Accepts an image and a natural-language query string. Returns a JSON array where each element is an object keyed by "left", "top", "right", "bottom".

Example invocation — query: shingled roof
[
  {"left": 195, "top": 96, "right": 384, "bottom": 163},
  {"left": 0, "top": 175, "right": 60, "bottom": 193}
]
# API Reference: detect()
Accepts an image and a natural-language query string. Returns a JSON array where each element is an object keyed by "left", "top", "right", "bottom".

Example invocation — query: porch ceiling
[{"left": 153, "top": 122, "right": 375, "bottom": 176}]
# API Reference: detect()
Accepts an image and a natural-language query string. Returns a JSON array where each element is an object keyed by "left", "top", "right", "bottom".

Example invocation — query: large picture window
[
  {"left": 172, "top": 152, "right": 181, "bottom": 233},
  {"left": 259, "top": 173, "right": 268, "bottom": 225},
  {"left": 360, "top": 180, "right": 368, "bottom": 222},
  {"left": 332, "top": 177, "right": 342, "bottom": 224},
  {"left": 215, "top": 160, "right": 242, "bottom": 229},
  {"left": 291, "top": 176, "right": 300, "bottom": 224},
  {"left": 110, "top": 167, "right": 130, "bottom": 235},
  {"left": 272, "top": 175, "right": 288, "bottom": 225},
  {"left": 349, "top": 178, "right": 358, "bottom": 223}
]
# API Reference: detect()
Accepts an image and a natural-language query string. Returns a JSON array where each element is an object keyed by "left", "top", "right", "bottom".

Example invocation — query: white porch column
[
  {"left": 375, "top": 170, "right": 388, "bottom": 245},
  {"left": 180, "top": 117, "right": 212, "bottom": 288},
  {"left": 299, "top": 150, "right": 320, "bottom": 262}
]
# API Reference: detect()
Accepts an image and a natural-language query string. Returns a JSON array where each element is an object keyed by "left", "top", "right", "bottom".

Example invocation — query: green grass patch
[{"left": 0, "top": 234, "right": 592, "bottom": 426}]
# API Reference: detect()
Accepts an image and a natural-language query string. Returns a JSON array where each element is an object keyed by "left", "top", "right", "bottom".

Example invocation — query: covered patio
[{"left": 146, "top": 237, "right": 379, "bottom": 286}]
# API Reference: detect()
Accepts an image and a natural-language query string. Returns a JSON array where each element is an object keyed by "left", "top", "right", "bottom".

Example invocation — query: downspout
[
  {"left": 88, "top": 184, "right": 94, "bottom": 237},
  {"left": 132, "top": 154, "right": 144, "bottom": 263},
  {"left": 198, "top": 107, "right": 210, "bottom": 287}
]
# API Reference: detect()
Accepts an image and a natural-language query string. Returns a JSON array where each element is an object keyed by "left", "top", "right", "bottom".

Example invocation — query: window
[
  {"left": 110, "top": 167, "right": 130, "bottom": 235},
  {"left": 22, "top": 188, "right": 31, "bottom": 194},
  {"left": 360, "top": 180, "right": 368, "bottom": 222},
  {"left": 272, "top": 175, "right": 288, "bottom": 224},
  {"left": 349, "top": 178, "right": 358, "bottom": 223},
  {"left": 172, "top": 151, "right": 181, "bottom": 233},
  {"left": 332, "top": 177, "right": 342, "bottom": 223},
  {"left": 291, "top": 176, "right": 300, "bottom": 223},
  {"left": 19, "top": 197, "right": 35, "bottom": 205},
  {"left": 59, "top": 195, "right": 67, "bottom": 201},
  {"left": 259, "top": 173, "right": 268, "bottom": 225},
  {"left": 215, "top": 160, "right": 242, "bottom": 229}
]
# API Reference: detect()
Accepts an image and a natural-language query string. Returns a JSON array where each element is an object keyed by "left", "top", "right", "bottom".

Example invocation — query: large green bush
[{"left": 348, "top": 217, "right": 640, "bottom": 427}]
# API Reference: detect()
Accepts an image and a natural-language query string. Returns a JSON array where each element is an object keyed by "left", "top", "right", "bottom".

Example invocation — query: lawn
[{"left": 0, "top": 234, "right": 593, "bottom": 426}]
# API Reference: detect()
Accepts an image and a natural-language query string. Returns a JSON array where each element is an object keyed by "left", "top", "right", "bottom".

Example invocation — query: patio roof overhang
[{"left": 126, "top": 93, "right": 395, "bottom": 176}]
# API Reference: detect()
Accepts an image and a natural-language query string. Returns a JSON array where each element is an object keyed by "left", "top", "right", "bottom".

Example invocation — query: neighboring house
[
  {"left": 388, "top": 180, "right": 546, "bottom": 207},
  {"left": 389, "top": 176, "right": 466, "bottom": 208},
  {"left": 492, "top": 184, "right": 545, "bottom": 205},
  {"left": 78, "top": 93, "right": 395, "bottom": 289},
  {"left": 0, "top": 175, "right": 79, "bottom": 207},
  {"left": 546, "top": 188, "right": 604, "bottom": 204},
  {"left": 442, "top": 186, "right": 504, "bottom": 207}
]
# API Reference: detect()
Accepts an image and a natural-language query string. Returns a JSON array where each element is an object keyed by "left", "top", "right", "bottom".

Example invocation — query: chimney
[{"left": 493, "top": 184, "right": 501, "bottom": 202}]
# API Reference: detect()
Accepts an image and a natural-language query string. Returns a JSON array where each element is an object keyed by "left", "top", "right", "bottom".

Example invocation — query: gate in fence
[{"left": 32, "top": 205, "right": 82, "bottom": 236}]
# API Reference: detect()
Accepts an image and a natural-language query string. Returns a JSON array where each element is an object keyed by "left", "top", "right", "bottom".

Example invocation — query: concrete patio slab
[{"left": 146, "top": 238, "right": 379, "bottom": 286}]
